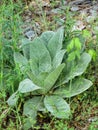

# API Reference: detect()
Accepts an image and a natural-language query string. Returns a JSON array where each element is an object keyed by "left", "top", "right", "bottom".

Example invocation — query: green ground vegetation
[{"left": 0, "top": 0, "right": 98, "bottom": 130}]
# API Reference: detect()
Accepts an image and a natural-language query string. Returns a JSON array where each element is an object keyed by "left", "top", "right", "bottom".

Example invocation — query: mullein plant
[{"left": 7, "top": 28, "right": 92, "bottom": 129}]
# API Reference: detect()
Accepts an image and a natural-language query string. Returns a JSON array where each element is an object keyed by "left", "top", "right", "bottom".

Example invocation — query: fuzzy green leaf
[
  {"left": 23, "top": 117, "right": 36, "bottom": 130},
  {"left": 21, "top": 38, "right": 31, "bottom": 59},
  {"left": 23, "top": 96, "right": 45, "bottom": 117},
  {"left": 54, "top": 78, "right": 93, "bottom": 98},
  {"left": 7, "top": 91, "right": 19, "bottom": 106},
  {"left": 40, "top": 31, "right": 55, "bottom": 46},
  {"left": 18, "top": 78, "right": 41, "bottom": 93},
  {"left": 43, "top": 63, "right": 65, "bottom": 93},
  {"left": 14, "top": 52, "right": 28, "bottom": 71},
  {"left": 62, "top": 53, "right": 91, "bottom": 84},
  {"left": 47, "top": 28, "right": 64, "bottom": 59},
  {"left": 44, "top": 96, "right": 70, "bottom": 119},
  {"left": 53, "top": 49, "right": 66, "bottom": 68},
  {"left": 30, "top": 37, "right": 51, "bottom": 75}
]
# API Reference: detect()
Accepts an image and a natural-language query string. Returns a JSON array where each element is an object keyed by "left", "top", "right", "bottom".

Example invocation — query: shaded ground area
[{"left": 22, "top": 0, "right": 98, "bottom": 39}]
